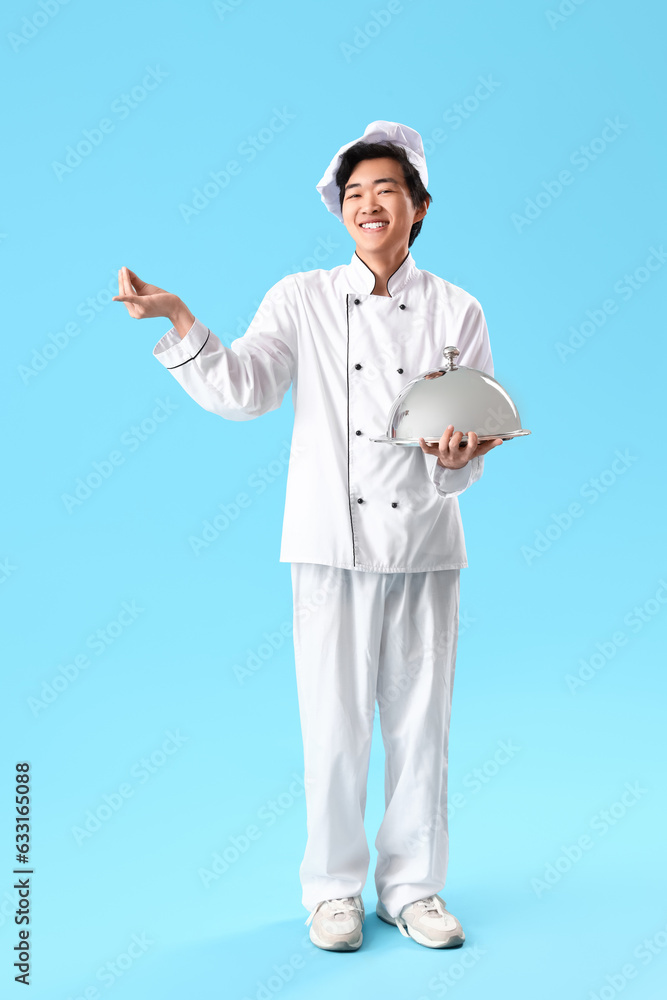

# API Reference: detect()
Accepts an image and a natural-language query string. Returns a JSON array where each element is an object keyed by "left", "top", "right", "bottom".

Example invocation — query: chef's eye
[{"left": 348, "top": 189, "right": 392, "bottom": 201}]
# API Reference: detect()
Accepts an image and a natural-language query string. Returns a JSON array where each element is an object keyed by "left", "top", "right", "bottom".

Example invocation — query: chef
[{"left": 113, "top": 119, "right": 503, "bottom": 951}]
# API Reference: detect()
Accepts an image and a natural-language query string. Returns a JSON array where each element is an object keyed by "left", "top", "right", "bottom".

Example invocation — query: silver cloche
[{"left": 370, "top": 346, "right": 531, "bottom": 446}]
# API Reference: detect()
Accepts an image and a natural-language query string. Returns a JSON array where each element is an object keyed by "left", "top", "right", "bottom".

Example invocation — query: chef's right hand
[
  {"left": 112, "top": 267, "right": 179, "bottom": 319},
  {"left": 113, "top": 267, "right": 196, "bottom": 339}
]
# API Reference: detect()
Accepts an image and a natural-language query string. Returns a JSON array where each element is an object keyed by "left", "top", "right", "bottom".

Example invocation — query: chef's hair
[{"left": 335, "top": 141, "right": 432, "bottom": 247}]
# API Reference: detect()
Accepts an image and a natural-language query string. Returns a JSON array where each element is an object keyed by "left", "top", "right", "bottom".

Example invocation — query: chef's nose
[{"left": 358, "top": 191, "right": 382, "bottom": 211}]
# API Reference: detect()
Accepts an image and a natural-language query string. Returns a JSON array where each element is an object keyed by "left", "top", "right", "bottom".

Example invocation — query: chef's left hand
[{"left": 420, "top": 425, "right": 503, "bottom": 470}]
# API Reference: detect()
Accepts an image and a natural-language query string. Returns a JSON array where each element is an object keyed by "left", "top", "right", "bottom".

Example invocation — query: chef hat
[{"left": 316, "top": 120, "right": 428, "bottom": 222}]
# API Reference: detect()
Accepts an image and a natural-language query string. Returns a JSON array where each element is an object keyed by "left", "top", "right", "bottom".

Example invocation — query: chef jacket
[{"left": 152, "top": 250, "right": 494, "bottom": 573}]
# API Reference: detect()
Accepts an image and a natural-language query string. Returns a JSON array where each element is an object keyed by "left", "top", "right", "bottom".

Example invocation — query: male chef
[{"left": 113, "top": 120, "right": 503, "bottom": 952}]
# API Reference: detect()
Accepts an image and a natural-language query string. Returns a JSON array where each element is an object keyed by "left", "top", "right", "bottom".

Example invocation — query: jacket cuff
[
  {"left": 429, "top": 454, "right": 482, "bottom": 498},
  {"left": 153, "top": 317, "right": 210, "bottom": 369}
]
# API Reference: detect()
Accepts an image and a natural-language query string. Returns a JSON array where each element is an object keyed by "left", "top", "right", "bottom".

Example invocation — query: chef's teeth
[{"left": 361, "top": 222, "right": 388, "bottom": 229}]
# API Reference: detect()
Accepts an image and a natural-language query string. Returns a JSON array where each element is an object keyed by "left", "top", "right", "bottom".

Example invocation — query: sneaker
[
  {"left": 305, "top": 895, "right": 365, "bottom": 951},
  {"left": 376, "top": 894, "right": 465, "bottom": 948}
]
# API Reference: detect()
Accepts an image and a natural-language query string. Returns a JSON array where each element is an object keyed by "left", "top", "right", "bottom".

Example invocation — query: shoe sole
[
  {"left": 376, "top": 905, "right": 465, "bottom": 949},
  {"left": 309, "top": 927, "right": 363, "bottom": 951}
]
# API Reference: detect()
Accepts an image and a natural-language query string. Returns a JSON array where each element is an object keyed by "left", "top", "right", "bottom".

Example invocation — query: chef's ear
[{"left": 414, "top": 196, "right": 430, "bottom": 223}]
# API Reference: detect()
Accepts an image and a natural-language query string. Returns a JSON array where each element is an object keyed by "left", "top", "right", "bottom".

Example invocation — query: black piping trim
[
  {"left": 352, "top": 250, "right": 410, "bottom": 298},
  {"left": 345, "top": 294, "right": 356, "bottom": 568},
  {"left": 165, "top": 330, "right": 211, "bottom": 369}
]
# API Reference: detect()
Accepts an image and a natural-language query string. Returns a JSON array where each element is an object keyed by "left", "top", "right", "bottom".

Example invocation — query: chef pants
[{"left": 290, "top": 561, "right": 460, "bottom": 920}]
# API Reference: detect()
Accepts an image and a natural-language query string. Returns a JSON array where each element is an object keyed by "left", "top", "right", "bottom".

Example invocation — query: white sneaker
[
  {"left": 377, "top": 894, "right": 465, "bottom": 948},
  {"left": 305, "top": 895, "right": 365, "bottom": 951}
]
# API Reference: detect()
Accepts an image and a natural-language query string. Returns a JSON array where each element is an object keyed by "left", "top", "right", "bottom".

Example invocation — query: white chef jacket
[{"left": 152, "top": 250, "right": 494, "bottom": 572}]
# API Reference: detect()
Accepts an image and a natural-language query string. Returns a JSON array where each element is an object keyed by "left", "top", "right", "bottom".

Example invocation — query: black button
[
  {"left": 399, "top": 304, "right": 406, "bottom": 310},
  {"left": 356, "top": 430, "right": 362, "bottom": 435},
  {"left": 357, "top": 497, "right": 364, "bottom": 504},
  {"left": 391, "top": 502, "right": 398, "bottom": 508},
  {"left": 354, "top": 363, "right": 362, "bottom": 370},
  {"left": 354, "top": 298, "right": 361, "bottom": 304},
  {"left": 397, "top": 368, "right": 403, "bottom": 374}
]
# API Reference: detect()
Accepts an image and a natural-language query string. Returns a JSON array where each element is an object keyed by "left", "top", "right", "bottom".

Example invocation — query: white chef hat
[{"left": 316, "top": 120, "right": 428, "bottom": 222}]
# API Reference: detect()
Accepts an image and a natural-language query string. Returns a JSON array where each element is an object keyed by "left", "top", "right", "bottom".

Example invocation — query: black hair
[{"left": 335, "top": 140, "right": 432, "bottom": 248}]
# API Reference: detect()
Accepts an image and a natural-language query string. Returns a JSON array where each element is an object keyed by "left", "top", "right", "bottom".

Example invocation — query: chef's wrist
[
  {"left": 437, "top": 456, "right": 471, "bottom": 470},
  {"left": 169, "top": 298, "right": 196, "bottom": 340}
]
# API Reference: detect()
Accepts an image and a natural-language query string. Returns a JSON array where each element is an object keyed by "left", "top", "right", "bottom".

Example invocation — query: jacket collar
[{"left": 345, "top": 249, "right": 419, "bottom": 297}]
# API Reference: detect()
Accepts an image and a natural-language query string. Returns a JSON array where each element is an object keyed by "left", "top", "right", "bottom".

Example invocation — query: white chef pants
[{"left": 290, "top": 561, "right": 460, "bottom": 920}]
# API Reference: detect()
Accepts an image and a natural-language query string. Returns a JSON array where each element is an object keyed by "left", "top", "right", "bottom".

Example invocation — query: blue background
[{"left": 2, "top": 0, "right": 666, "bottom": 997}]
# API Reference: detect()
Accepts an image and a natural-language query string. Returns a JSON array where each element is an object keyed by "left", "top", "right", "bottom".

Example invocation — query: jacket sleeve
[
  {"left": 151, "top": 275, "right": 298, "bottom": 421},
  {"left": 424, "top": 297, "right": 494, "bottom": 499}
]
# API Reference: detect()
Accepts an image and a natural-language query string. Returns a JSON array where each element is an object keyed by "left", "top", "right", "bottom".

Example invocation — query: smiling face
[{"left": 341, "top": 156, "right": 428, "bottom": 256}]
